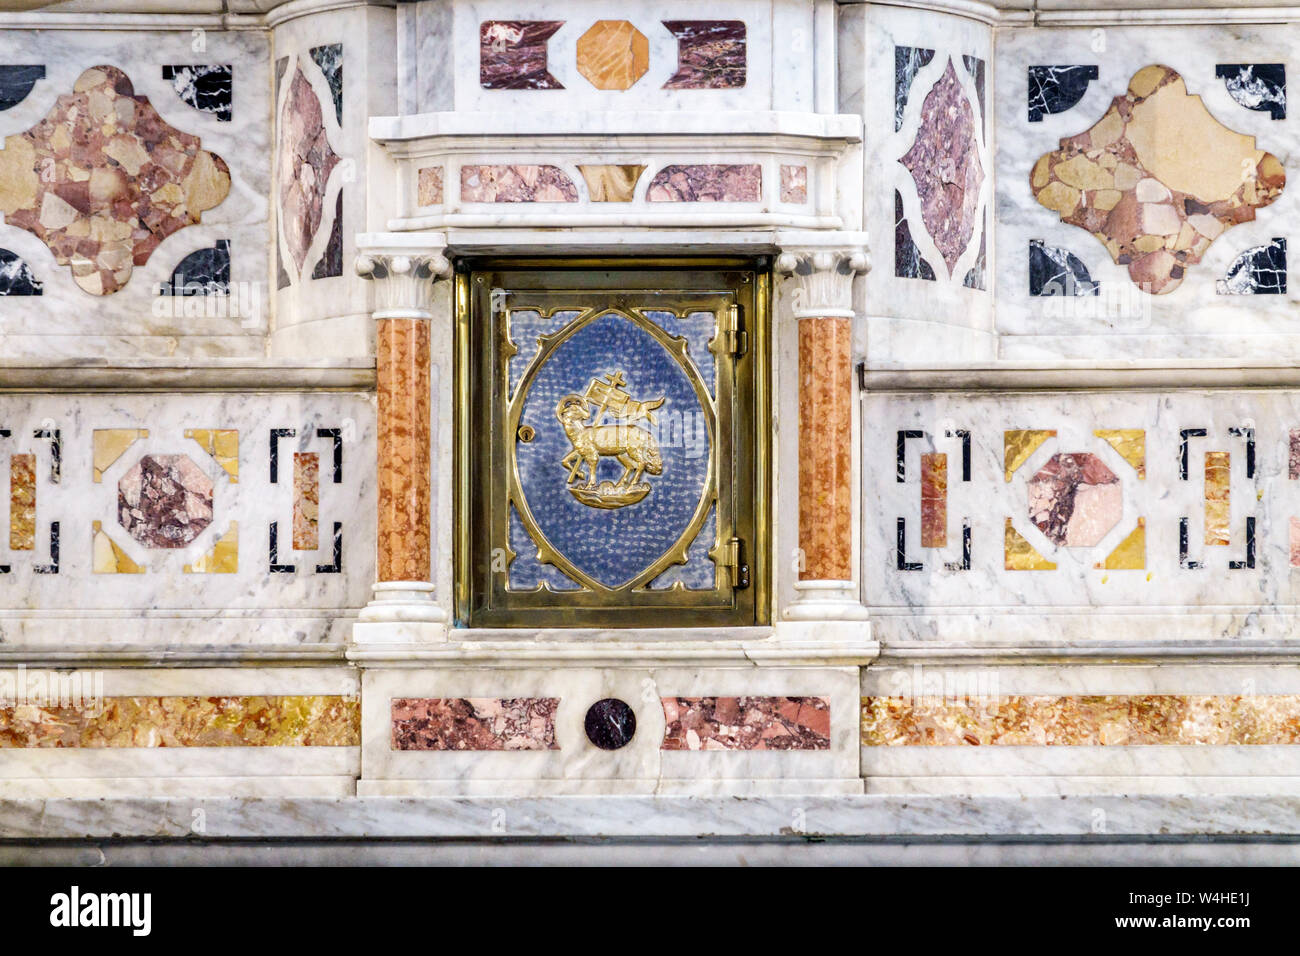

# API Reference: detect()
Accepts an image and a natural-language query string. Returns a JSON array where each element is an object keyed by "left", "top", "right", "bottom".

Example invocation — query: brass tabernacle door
[{"left": 456, "top": 261, "right": 769, "bottom": 628}]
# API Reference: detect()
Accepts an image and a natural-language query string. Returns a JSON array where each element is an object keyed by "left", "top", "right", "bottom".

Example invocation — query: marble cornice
[
  {"left": 858, "top": 361, "right": 1300, "bottom": 392},
  {"left": 0, "top": 359, "right": 375, "bottom": 392}
]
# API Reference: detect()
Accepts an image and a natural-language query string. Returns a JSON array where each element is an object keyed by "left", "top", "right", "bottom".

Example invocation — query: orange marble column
[
  {"left": 354, "top": 251, "right": 450, "bottom": 629},
  {"left": 376, "top": 317, "right": 431, "bottom": 582},
  {"left": 797, "top": 315, "right": 853, "bottom": 579},
  {"left": 776, "top": 245, "right": 869, "bottom": 620}
]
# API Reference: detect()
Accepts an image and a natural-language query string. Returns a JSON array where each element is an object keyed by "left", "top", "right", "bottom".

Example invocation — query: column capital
[
  {"left": 775, "top": 240, "right": 870, "bottom": 319},
  {"left": 354, "top": 250, "right": 452, "bottom": 320}
]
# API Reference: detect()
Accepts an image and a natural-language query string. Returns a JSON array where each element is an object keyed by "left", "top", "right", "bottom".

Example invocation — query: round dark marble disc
[{"left": 584, "top": 698, "right": 636, "bottom": 750}]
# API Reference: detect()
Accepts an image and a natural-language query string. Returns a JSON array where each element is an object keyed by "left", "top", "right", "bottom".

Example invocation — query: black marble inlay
[
  {"left": 159, "top": 239, "right": 230, "bottom": 296},
  {"left": 311, "top": 191, "right": 343, "bottom": 280},
  {"left": 895, "top": 190, "right": 936, "bottom": 281},
  {"left": 1178, "top": 428, "right": 1207, "bottom": 481},
  {"left": 1028, "top": 65, "right": 1098, "bottom": 122},
  {"left": 944, "top": 520, "right": 972, "bottom": 573},
  {"left": 1230, "top": 426, "right": 1257, "bottom": 479},
  {"left": 1229, "top": 516, "right": 1257, "bottom": 570},
  {"left": 161, "top": 64, "right": 232, "bottom": 121},
  {"left": 946, "top": 428, "right": 972, "bottom": 482},
  {"left": 34, "top": 427, "right": 59, "bottom": 484},
  {"left": 896, "top": 429, "right": 923, "bottom": 482},
  {"left": 316, "top": 522, "right": 342, "bottom": 573},
  {"left": 896, "top": 517, "right": 922, "bottom": 571},
  {"left": 269, "top": 428, "right": 296, "bottom": 483},
  {"left": 34, "top": 521, "right": 58, "bottom": 575},
  {"left": 1216, "top": 64, "right": 1285, "bottom": 120},
  {"left": 1217, "top": 239, "right": 1286, "bottom": 295},
  {"left": 894, "top": 45, "right": 934, "bottom": 132},
  {"left": 584, "top": 699, "right": 636, "bottom": 750},
  {"left": 310, "top": 43, "right": 342, "bottom": 126},
  {"left": 1179, "top": 516, "right": 1202, "bottom": 569},
  {"left": 0, "top": 65, "right": 44, "bottom": 111},
  {"left": 0, "top": 248, "right": 42, "bottom": 295},
  {"left": 963, "top": 53, "right": 986, "bottom": 132},
  {"left": 1029, "top": 240, "right": 1098, "bottom": 296},
  {"left": 269, "top": 521, "right": 295, "bottom": 573},
  {"left": 963, "top": 220, "right": 987, "bottom": 291},
  {"left": 317, "top": 428, "right": 343, "bottom": 483}
]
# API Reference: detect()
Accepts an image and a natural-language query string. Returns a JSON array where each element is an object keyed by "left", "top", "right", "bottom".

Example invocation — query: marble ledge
[
  {"left": 347, "top": 635, "right": 878, "bottom": 669},
  {"left": 0, "top": 358, "right": 375, "bottom": 392},
  {"left": 5, "top": 794, "right": 1300, "bottom": 840},
  {"left": 858, "top": 360, "right": 1300, "bottom": 392},
  {"left": 370, "top": 111, "right": 862, "bottom": 146}
]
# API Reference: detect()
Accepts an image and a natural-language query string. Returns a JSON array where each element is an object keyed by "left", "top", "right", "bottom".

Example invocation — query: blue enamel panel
[{"left": 513, "top": 310, "right": 713, "bottom": 589}]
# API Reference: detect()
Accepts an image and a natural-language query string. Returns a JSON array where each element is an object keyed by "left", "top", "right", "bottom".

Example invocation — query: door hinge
[
  {"left": 719, "top": 304, "right": 748, "bottom": 356},
  {"left": 721, "top": 536, "right": 750, "bottom": 590}
]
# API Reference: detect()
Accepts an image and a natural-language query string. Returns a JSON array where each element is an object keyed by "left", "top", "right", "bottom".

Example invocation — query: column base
[
  {"left": 779, "top": 580, "right": 871, "bottom": 642},
  {"left": 353, "top": 582, "right": 449, "bottom": 645}
]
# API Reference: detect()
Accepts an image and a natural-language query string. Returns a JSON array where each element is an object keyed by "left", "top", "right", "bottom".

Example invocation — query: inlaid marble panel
[
  {"left": 391, "top": 698, "right": 560, "bottom": 751},
  {"left": 661, "top": 697, "right": 830, "bottom": 751},
  {"left": 0, "top": 394, "right": 374, "bottom": 639},
  {"left": 867, "top": 390, "right": 1300, "bottom": 611}
]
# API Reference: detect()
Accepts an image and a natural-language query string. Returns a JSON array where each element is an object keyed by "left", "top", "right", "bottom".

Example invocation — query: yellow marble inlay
[
  {"left": 578, "top": 164, "right": 647, "bottom": 202},
  {"left": 1005, "top": 517, "right": 1056, "bottom": 570},
  {"left": 93, "top": 428, "right": 148, "bottom": 482},
  {"left": 184, "top": 521, "right": 238, "bottom": 574},
  {"left": 1004, "top": 429, "right": 1056, "bottom": 481},
  {"left": 862, "top": 694, "right": 1300, "bottom": 746},
  {"left": 0, "top": 694, "right": 359, "bottom": 747},
  {"left": 1094, "top": 428, "right": 1146, "bottom": 479},
  {"left": 92, "top": 520, "right": 145, "bottom": 574},
  {"left": 1096, "top": 517, "right": 1145, "bottom": 570},
  {"left": 8, "top": 452, "right": 34, "bottom": 551},
  {"left": 185, "top": 428, "right": 238, "bottom": 482},
  {"left": 1205, "top": 450, "right": 1231, "bottom": 546}
]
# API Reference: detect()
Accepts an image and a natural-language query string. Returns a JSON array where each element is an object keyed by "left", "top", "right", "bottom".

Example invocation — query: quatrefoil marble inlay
[
  {"left": 0, "top": 65, "right": 231, "bottom": 295},
  {"left": 1032, "top": 64, "right": 1285, "bottom": 295}
]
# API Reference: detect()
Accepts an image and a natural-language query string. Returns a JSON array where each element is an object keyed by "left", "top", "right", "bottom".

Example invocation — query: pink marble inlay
[
  {"left": 647, "top": 164, "right": 761, "bottom": 202},
  {"left": 460, "top": 164, "right": 578, "bottom": 203},
  {"left": 417, "top": 166, "right": 443, "bottom": 206},
  {"left": 1291, "top": 517, "right": 1300, "bottom": 568},
  {"left": 899, "top": 59, "right": 984, "bottom": 277},
  {"left": 661, "top": 696, "right": 831, "bottom": 750},
  {"left": 1027, "top": 452, "right": 1122, "bottom": 547},
  {"left": 391, "top": 697, "right": 560, "bottom": 751},
  {"left": 780, "top": 164, "right": 807, "bottom": 203}
]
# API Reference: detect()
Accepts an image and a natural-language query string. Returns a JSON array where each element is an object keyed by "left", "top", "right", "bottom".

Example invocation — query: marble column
[
  {"left": 776, "top": 248, "right": 870, "bottom": 622},
  {"left": 354, "top": 251, "right": 451, "bottom": 635}
]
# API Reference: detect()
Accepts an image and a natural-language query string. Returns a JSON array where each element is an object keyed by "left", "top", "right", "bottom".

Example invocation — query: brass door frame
[{"left": 455, "top": 258, "right": 771, "bottom": 628}]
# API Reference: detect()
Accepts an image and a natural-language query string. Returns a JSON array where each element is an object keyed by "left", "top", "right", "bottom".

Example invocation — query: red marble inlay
[
  {"left": 661, "top": 696, "right": 831, "bottom": 750},
  {"left": 391, "top": 698, "right": 560, "bottom": 751},
  {"left": 920, "top": 452, "right": 947, "bottom": 549}
]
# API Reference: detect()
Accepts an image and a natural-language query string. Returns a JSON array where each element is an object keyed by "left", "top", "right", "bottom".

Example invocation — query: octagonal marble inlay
[
  {"left": 1027, "top": 452, "right": 1122, "bottom": 548},
  {"left": 576, "top": 20, "right": 649, "bottom": 91},
  {"left": 1032, "top": 64, "right": 1285, "bottom": 295},
  {"left": 118, "top": 454, "right": 214, "bottom": 548},
  {"left": 0, "top": 65, "right": 231, "bottom": 295}
]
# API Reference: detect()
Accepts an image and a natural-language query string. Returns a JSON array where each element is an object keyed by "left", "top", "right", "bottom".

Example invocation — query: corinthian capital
[
  {"left": 775, "top": 245, "right": 870, "bottom": 319},
  {"left": 355, "top": 251, "right": 452, "bottom": 319}
]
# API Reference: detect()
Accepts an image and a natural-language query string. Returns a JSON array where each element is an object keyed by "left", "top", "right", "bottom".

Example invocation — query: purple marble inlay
[
  {"left": 480, "top": 21, "right": 565, "bottom": 90},
  {"left": 647, "top": 164, "right": 761, "bottom": 202},
  {"left": 662, "top": 20, "right": 746, "bottom": 90},
  {"left": 460, "top": 165, "right": 578, "bottom": 203}
]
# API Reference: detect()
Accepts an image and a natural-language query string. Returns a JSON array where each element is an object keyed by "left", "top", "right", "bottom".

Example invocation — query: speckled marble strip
[
  {"left": 376, "top": 318, "right": 431, "bottom": 582},
  {"left": 460, "top": 165, "right": 578, "bottom": 203},
  {"left": 417, "top": 166, "right": 443, "bottom": 206},
  {"left": 293, "top": 452, "right": 319, "bottom": 551},
  {"left": 9, "top": 453, "right": 34, "bottom": 551},
  {"left": 797, "top": 316, "right": 852, "bottom": 580},
  {"left": 647, "top": 164, "right": 760, "bottom": 202},
  {"left": 0, "top": 696, "right": 358, "bottom": 747},
  {"left": 920, "top": 452, "right": 947, "bottom": 549},
  {"left": 862, "top": 695, "right": 1300, "bottom": 746},
  {"left": 661, "top": 697, "right": 830, "bottom": 750},
  {"left": 391, "top": 698, "right": 560, "bottom": 751},
  {"left": 1205, "top": 450, "right": 1231, "bottom": 546}
]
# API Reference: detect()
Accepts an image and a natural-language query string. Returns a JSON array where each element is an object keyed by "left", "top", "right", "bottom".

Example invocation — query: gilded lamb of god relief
[
  {"left": 1032, "top": 64, "right": 1285, "bottom": 294},
  {"left": 0, "top": 65, "right": 231, "bottom": 295},
  {"left": 558, "top": 371, "right": 665, "bottom": 510}
]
